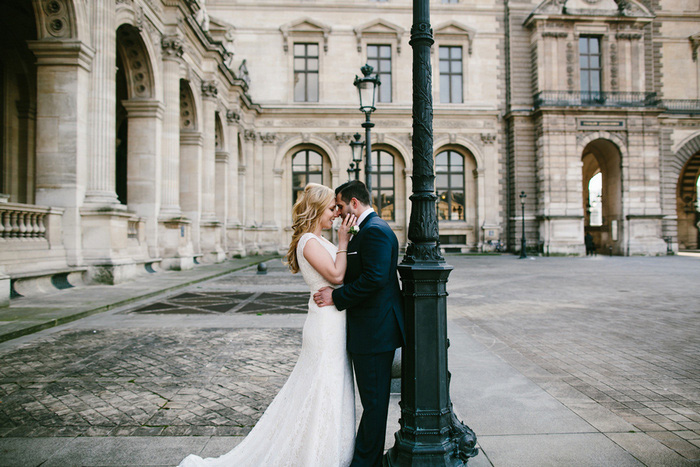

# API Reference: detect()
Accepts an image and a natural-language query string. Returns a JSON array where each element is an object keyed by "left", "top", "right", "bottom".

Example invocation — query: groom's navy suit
[{"left": 332, "top": 211, "right": 405, "bottom": 467}]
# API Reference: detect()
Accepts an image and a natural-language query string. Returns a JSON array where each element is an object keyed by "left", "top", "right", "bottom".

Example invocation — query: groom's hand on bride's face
[{"left": 313, "top": 287, "right": 334, "bottom": 307}]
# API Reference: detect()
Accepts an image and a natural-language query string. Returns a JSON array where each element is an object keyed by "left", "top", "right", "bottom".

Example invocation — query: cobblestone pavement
[
  {"left": 0, "top": 255, "right": 698, "bottom": 465},
  {"left": 447, "top": 255, "right": 700, "bottom": 461}
]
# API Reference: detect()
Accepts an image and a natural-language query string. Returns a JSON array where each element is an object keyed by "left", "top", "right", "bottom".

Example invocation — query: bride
[{"left": 179, "top": 183, "right": 357, "bottom": 467}]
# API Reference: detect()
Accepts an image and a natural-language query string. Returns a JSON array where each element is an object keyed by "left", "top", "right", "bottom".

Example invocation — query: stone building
[{"left": 1, "top": 0, "right": 698, "bottom": 303}]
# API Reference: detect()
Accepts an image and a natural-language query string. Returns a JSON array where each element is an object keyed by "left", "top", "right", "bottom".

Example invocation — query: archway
[
  {"left": 116, "top": 24, "right": 156, "bottom": 207},
  {"left": 676, "top": 153, "right": 700, "bottom": 250},
  {"left": 435, "top": 147, "right": 478, "bottom": 250},
  {"left": 1, "top": 1, "right": 38, "bottom": 204},
  {"left": 582, "top": 139, "right": 623, "bottom": 255}
]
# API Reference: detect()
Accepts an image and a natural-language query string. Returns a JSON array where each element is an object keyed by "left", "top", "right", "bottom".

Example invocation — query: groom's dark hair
[{"left": 336, "top": 180, "right": 371, "bottom": 206}]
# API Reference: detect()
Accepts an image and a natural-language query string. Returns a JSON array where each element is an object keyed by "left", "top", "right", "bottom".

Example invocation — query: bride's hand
[{"left": 337, "top": 214, "right": 357, "bottom": 246}]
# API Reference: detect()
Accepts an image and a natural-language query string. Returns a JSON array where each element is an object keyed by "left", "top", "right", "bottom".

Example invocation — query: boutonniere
[{"left": 349, "top": 225, "right": 360, "bottom": 235}]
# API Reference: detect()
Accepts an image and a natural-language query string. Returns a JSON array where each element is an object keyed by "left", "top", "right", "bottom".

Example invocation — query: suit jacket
[{"left": 332, "top": 212, "right": 406, "bottom": 354}]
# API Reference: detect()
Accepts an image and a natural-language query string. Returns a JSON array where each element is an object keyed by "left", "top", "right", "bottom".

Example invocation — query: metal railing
[
  {"left": 534, "top": 91, "right": 658, "bottom": 109},
  {"left": 658, "top": 99, "right": 700, "bottom": 114}
]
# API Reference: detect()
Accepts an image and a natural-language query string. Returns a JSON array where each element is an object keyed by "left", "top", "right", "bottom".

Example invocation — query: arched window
[
  {"left": 436, "top": 150, "right": 465, "bottom": 220},
  {"left": 292, "top": 149, "right": 323, "bottom": 204},
  {"left": 371, "top": 150, "right": 395, "bottom": 221}
]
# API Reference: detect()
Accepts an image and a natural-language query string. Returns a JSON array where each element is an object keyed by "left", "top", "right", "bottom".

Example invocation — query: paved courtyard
[{"left": 0, "top": 254, "right": 698, "bottom": 466}]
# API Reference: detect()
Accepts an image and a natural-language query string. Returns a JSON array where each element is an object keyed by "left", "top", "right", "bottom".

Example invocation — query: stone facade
[{"left": 0, "top": 0, "right": 698, "bottom": 301}]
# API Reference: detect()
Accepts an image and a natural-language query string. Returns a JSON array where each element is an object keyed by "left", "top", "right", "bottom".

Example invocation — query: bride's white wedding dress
[{"left": 179, "top": 233, "right": 355, "bottom": 467}]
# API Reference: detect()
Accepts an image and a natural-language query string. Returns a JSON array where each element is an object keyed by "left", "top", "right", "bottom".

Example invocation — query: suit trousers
[{"left": 350, "top": 350, "right": 395, "bottom": 467}]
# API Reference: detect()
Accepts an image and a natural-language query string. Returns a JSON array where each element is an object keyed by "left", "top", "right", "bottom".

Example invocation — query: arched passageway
[
  {"left": 582, "top": 139, "right": 623, "bottom": 255},
  {"left": 0, "top": 1, "right": 38, "bottom": 204},
  {"left": 676, "top": 153, "right": 700, "bottom": 250}
]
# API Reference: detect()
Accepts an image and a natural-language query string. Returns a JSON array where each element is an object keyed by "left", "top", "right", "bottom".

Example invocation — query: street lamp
[
  {"left": 353, "top": 64, "right": 380, "bottom": 197},
  {"left": 348, "top": 132, "right": 364, "bottom": 181},
  {"left": 385, "top": 0, "right": 477, "bottom": 464},
  {"left": 519, "top": 191, "right": 527, "bottom": 259}
]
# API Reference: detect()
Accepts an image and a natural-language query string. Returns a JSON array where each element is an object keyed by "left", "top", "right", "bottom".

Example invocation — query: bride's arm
[{"left": 303, "top": 215, "right": 356, "bottom": 285}]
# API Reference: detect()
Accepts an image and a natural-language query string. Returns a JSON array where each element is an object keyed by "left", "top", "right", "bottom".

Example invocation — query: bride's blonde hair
[{"left": 285, "top": 183, "right": 335, "bottom": 274}]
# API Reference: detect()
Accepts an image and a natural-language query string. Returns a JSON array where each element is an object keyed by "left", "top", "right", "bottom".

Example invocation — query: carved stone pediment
[
  {"left": 280, "top": 18, "right": 331, "bottom": 53},
  {"left": 434, "top": 21, "right": 476, "bottom": 54},
  {"left": 525, "top": 0, "right": 653, "bottom": 23},
  {"left": 354, "top": 19, "right": 406, "bottom": 53}
]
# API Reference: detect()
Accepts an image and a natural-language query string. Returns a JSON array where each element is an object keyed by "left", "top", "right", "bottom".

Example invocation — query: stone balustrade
[{"left": 0, "top": 203, "right": 58, "bottom": 241}]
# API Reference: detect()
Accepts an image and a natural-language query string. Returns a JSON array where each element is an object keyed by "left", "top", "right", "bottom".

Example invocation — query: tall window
[
  {"left": 292, "top": 150, "right": 323, "bottom": 203},
  {"left": 367, "top": 45, "right": 392, "bottom": 103},
  {"left": 436, "top": 150, "right": 465, "bottom": 221},
  {"left": 294, "top": 43, "right": 319, "bottom": 102},
  {"left": 442, "top": 0, "right": 459, "bottom": 3},
  {"left": 371, "top": 150, "right": 395, "bottom": 221},
  {"left": 439, "top": 46, "right": 463, "bottom": 103},
  {"left": 580, "top": 36, "right": 601, "bottom": 101}
]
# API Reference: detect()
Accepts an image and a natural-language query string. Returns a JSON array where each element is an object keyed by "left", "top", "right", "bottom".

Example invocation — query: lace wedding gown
[{"left": 179, "top": 233, "right": 355, "bottom": 467}]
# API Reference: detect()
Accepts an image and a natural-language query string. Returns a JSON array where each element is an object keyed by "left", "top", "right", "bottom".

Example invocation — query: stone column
[
  {"left": 28, "top": 39, "right": 95, "bottom": 266},
  {"left": 261, "top": 133, "right": 277, "bottom": 226},
  {"left": 200, "top": 81, "right": 218, "bottom": 223},
  {"left": 215, "top": 150, "right": 229, "bottom": 252},
  {"left": 160, "top": 35, "right": 183, "bottom": 217},
  {"left": 226, "top": 111, "right": 244, "bottom": 256},
  {"left": 121, "top": 100, "right": 164, "bottom": 258},
  {"left": 84, "top": 0, "right": 119, "bottom": 206},
  {"left": 242, "top": 130, "right": 256, "bottom": 251},
  {"left": 180, "top": 131, "right": 203, "bottom": 255}
]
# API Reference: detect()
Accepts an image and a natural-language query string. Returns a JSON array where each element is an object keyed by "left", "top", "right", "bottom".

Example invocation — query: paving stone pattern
[
  {"left": 448, "top": 256, "right": 700, "bottom": 461},
  {"left": 128, "top": 292, "right": 309, "bottom": 315},
  {"left": 0, "top": 328, "right": 301, "bottom": 438}
]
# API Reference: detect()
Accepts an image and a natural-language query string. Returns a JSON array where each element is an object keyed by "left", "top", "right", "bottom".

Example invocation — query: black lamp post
[
  {"left": 519, "top": 191, "right": 527, "bottom": 259},
  {"left": 348, "top": 132, "right": 364, "bottom": 181},
  {"left": 385, "top": 0, "right": 477, "bottom": 465},
  {"left": 353, "top": 64, "right": 380, "bottom": 198}
]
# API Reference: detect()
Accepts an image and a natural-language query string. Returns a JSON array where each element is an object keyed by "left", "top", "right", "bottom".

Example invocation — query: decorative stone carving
[
  {"left": 260, "top": 133, "right": 277, "bottom": 144},
  {"left": 226, "top": 109, "right": 241, "bottom": 124},
  {"left": 280, "top": 18, "right": 331, "bottom": 53},
  {"left": 161, "top": 35, "right": 184, "bottom": 59},
  {"left": 302, "top": 133, "right": 311, "bottom": 143},
  {"left": 243, "top": 129, "right": 257, "bottom": 142},
  {"left": 691, "top": 34, "right": 700, "bottom": 62},
  {"left": 610, "top": 42, "right": 618, "bottom": 90},
  {"left": 180, "top": 81, "right": 197, "bottom": 130},
  {"left": 335, "top": 133, "right": 353, "bottom": 144},
  {"left": 201, "top": 80, "right": 218, "bottom": 98},
  {"left": 37, "top": 0, "right": 74, "bottom": 39},
  {"left": 480, "top": 133, "right": 496, "bottom": 144},
  {"left": 118, "top": 26, "right": 153, "bottom": 98},
  {"left": 542, "top": 32, "right": 568, "bottom": 38},
  {"left": 354, "top": 19, "right": 405, "bottom": 54}
]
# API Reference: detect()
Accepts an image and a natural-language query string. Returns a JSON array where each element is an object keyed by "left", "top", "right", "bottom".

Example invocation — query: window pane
[
  {"left": 591, "top": 72, "right": 600, "bottom": 92},
  {"left": 294, "top": 43, "right": 305, "bottom": 55},
  {"left": 451, "top": 60, "right": 461, "bottom": 74},
  {"left": 308, "top": 44, "right": 318, "bottom": 56},
  {"left": 309, "top": 173, "right": 322, "bottom": 184},
  {"left": 380, "top": 46, "right": 391, "bottom": 58},
  {"left": 308, "top": 74, "right": 318, "bottom": 102},
  {"left": 293, "top": 173, "right": 305, "bottom": 188},
  {"left": 440, "top": 60, "right": 450, "bottom": 73},
  {"left": 452, "top": 192, "right": 465, "bottom": 220},
  {"left": 590, "top": 38, "right": 599, "bottom": 54},
  {"left": 450, "top": 152, "right": 464, "bottom": 169},
  {"left": 307, "top": 58, "right": 318, "bottom": 71},
  {"left": 579, "top": 38, "right": 588, "bottom": 54},
  {"left": 368, "top": 45, "right": 377, "bottom": 56},
  {"left": 380, "top": 152, "right": 393, "bottom": 165},
  {"left": 590, "top": 56, "right": 599, "bottom": 69},
  {"left": 437, "top": 174, "right": 448, "bottom": 188},
  {"left": 440, "top": 75, "right": 450, "bottom": 103},
  {"left": 308, "top": 151, "right": 322, "bottom": 165},
  {"left": 381, "top": 174, "right": 393, "bottom": 187},
  {"left": 450, "top": 174, "right": 463, "bottom": 189},
  {"left": 380, "top": 81, "right": 391, "bottom": 103},
  {"left": 436, "top": 152, "right": 448, "bottom": 166},
  {"left": 439, "top": 46, "right": 449, "bottom": 59},
  {"left": 451, "top": 75, "right": 462, "bottom": 103},
  {"left": 294, "top": 58, "right": 305, "bottom": 70},
  {"left": 580, "top": 56, "right": 588, "bottom": 69},
  {"left": 294, "top": 73, "right": 306, "bottom": 101},
  {"left": 451, "top": 47, "right": 462, "bottom": 59}
]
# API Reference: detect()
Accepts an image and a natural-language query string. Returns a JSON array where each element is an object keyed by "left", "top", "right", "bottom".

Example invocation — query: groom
[{"left": 314, "top": 180, "right": 405, "bottom": 467}]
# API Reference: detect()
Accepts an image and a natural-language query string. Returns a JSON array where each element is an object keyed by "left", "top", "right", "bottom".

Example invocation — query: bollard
[
  {"left": 608, "top": 246, "right": 613, "bottom": 257},
  {"left": 257, "top": 262, "right": 267, "bottom": 275}
]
